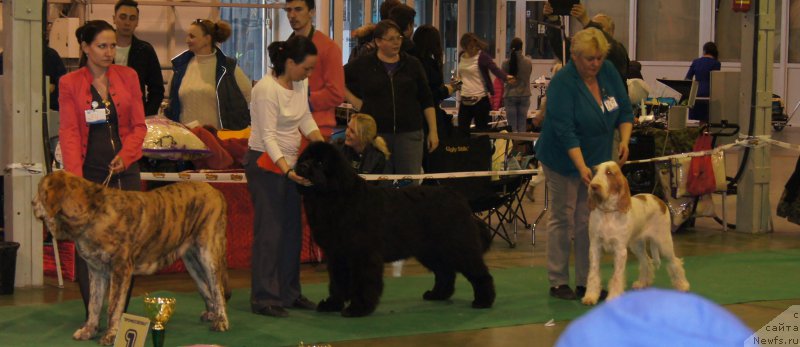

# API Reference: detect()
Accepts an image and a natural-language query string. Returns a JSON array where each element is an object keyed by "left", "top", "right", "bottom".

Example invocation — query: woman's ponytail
[
  {"left": 372, "top": 136, "right": 391, "bottom": 160},
  {"left": 508, "top": 37, "right": 523, "bottom": 77}
]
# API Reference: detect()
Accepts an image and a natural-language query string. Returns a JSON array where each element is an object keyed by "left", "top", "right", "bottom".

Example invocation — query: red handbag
[{"left": 686, "top": 132, "right": 717, "bottom": 196}]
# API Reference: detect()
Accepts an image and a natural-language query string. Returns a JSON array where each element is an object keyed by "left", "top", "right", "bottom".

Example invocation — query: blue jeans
[{"left": 504, "top": 96, "right": 531, "bottom": 133}]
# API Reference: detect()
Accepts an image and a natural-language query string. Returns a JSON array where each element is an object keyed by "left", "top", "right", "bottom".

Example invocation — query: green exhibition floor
[{"left": 1, "top": 249, "right": 798, "bottom": 347}]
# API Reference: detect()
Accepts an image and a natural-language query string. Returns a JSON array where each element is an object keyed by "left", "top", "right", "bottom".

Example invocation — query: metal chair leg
[
  {"left": 531, "top": 184, "right": 548, "bottom": 246},
  {"left": 722, "top": 191, "right": 727, "bottom": 232}
]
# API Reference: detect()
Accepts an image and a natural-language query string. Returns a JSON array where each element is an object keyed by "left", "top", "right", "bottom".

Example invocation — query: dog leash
[{"left": 101, "top": 170, "right": 113, "bottom": 187}]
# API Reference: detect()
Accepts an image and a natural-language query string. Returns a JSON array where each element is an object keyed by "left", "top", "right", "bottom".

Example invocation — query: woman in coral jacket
[{"left": 58, "top": 19, "right": 146, "bottom": 319}]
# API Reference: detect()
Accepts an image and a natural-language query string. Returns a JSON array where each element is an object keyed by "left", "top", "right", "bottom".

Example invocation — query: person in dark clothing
[
  {"left": 389, "top": 4, "right": 418, "bottom": 57},
  {"left": 348, "top": 0, "right": 403, "bottom": 63},
  {"left": 544, "top": 2, "right": 629, "bottom": 89},
  {"left": 349, "top": 24, "right": 377, "bottom": 63},
  {"left": 335, "top": 113, "right": 390, "bottom": 175},
  {"left": 44, "top": 48, "right": 68, "bottom": 111},
  {"left": 379, "top": 0, "right": 403, "bottom": 20},
  {"left": 685, "top": 42, "right": 721, "bottom": 122},
  {"left": 0, "top": 47, "right": 67, "bottom": 111},
  {"left": 112, "top": 0, "right": 165, "bottom": 116},
  {"left": 628, "top": 60, "right": 644, "bottom": 80},
  {"left": 412, "top": 25, "right": 458, "bottom": 138},
  {"left": 777, "top": 156, "right": 800, "bottom": 225},
  {"left": 345, "top": 20, "right": 439, "bottom": 179}
]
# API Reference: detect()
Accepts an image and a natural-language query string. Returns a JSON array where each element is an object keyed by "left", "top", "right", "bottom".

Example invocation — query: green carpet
[{"left": 1, "top": 249, "right": 799, "bottom": 347}]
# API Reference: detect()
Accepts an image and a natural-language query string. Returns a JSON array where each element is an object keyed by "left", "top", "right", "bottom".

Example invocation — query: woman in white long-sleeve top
[{"left": 245, "top": 35, "right": 323, "bottom": 318}]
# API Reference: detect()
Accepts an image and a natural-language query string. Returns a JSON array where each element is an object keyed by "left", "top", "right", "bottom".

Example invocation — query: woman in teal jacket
[{"left": 534, "top": 28, "right": 633, "bottom": 301}]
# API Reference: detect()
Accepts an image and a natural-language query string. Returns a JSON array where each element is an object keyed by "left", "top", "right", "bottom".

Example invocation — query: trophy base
[{"left": 151, "top": 328, "right": 165, "bottom": 347}]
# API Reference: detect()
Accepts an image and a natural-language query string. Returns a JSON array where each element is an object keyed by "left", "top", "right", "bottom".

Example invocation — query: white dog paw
[
  {"left": 211, "top": 317, "right": 229, "bottom": 332},
  {"left": 72, "top": 326, "right": 96, "bottom": 340},
  {"left": 581, "top": 295, "right": 599, "bottom": 306},
  {"left": 606, "top": 290, "right": 623, "bottom": 301},
  {"left": 99, "top": 332, "right": 117, "bottom": 346},
  {"left": 675, "top": 280, "right": 691, "bottom": 292}
]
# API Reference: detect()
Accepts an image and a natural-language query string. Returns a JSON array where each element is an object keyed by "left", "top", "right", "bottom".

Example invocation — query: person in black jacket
[
  {"left": 345, "top": 20, "right": 438, "bottom": 179},
  {"left": 412, "top": 24, "right": 458, "bottom": 138},
  {"left": 544, "top": 2, "right": 629, "bottom": 88},
  {"left": 348, "top": 0, "right": 403, "bottom": 63},
  {"left": 335, "top": 113, "right": 390, "bottom": 176},
  {"left": 112, "top": 0, "right": 165, "bottom": 116},
  {"left": 0, "top": 33, "right": 67, "bottom": 111},
  {"left": 389, "top": 4, "right": 418, "bottom": 57}
]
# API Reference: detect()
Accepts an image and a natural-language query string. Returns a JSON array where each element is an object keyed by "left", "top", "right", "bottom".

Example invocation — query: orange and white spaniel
[{"left": 583, "top": 161, "right": 690, "bottom": 305}]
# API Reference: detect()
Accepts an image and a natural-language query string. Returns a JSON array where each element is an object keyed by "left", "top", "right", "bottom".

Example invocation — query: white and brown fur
[
  {"left": 583, "top": 161, "right": 690, "bottom": 305},
  {"left": 32, "top": 171, "right": 230, "bottom": 345}
]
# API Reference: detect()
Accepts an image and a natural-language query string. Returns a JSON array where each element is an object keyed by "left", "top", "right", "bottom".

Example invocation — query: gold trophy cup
[{"left": 144, "top": 296, "right": 176, "bottom": 347}]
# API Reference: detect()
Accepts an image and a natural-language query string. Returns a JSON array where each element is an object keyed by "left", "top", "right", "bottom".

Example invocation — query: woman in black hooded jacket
[{"left": 344, "top": 20, "right": 438, "bottom": 178}]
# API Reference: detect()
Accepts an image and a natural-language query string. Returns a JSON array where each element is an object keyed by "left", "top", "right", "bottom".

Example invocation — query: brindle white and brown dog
[
  {"left": 584, "top": 161, "right": 690, "bottom": 305},
  {"left": 32, "top": 171, "right": 230, "bottom": 345}
]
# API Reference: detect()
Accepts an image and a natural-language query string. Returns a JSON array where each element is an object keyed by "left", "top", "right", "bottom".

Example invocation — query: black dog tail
[{"left": 474, "top": 216, "right": 492, "bottom": 253}]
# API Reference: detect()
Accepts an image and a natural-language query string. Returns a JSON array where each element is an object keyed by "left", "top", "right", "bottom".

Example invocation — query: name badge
[
  {"left": 85, "top": 108, "right": 109, "bottom": 124},
  {"left": 603, "top": 96, "right": 619, "bottom": 112}
]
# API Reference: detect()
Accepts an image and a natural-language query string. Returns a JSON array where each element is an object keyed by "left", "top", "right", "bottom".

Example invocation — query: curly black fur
[{"left": 295, "top": 142, "right": 495, "bottom": 317}]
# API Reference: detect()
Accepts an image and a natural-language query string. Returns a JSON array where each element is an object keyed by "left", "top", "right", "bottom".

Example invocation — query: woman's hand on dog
[{"left": 288, "top": 171, "right": 312, "bottom": 186}]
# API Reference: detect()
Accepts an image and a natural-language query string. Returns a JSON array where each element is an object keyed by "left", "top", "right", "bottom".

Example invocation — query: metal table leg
[{"left": 531, "top": 184, "right": 548, "bottom": 245}]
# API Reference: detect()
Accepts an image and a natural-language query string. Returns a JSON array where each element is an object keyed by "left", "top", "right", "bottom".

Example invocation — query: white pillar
[
  {"left": 315, "top": 0, "right": 330, "bottom": 35},
  {"left": 2, "top": 0, "right": 45, "bottom": 288},
  {"left": 331, "top": 0, "right": 344, "bottom": 48},
  {"left": 496, "top": 0, "right": 506, "bottom": 64},
  {"left": 736, "top": 0, "right": 774, "bottom": 233}
]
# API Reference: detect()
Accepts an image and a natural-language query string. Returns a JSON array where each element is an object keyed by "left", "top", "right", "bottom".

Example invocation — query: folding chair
[
  {"left": 486, "top": 133, "right": 537, "bottom": 247},
  {"left": 468, "top": 175, "right": 527, "bottom": 248},
  {"left": 501, "top": 154, "right": 535, "bottom": 228},
  {"left": 425, "top": 133, "right": 520, "bottom": 248}
]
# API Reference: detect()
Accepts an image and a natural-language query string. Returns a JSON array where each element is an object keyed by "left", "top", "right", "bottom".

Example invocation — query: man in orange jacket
[{"left": 286, "top": 0, "right": 346, "bottom": 139}]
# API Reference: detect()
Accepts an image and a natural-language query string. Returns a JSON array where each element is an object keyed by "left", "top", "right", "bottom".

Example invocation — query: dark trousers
[
  {"left": 244, "top": 150, "right": 303, "bottom": 310},
  {"left": 77, "top": 165, "right": 140, "bottom": 320},
  {"left": 458, "top": 96, "right": 491, "bottom": 134}
]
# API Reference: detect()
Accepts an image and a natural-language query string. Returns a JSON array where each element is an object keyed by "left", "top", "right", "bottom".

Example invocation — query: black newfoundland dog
[{"left": 295, "top": 142, "right": 496, "bottom": 317}]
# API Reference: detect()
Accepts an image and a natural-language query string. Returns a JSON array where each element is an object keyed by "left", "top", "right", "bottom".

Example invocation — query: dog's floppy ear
[
  {"left": 46, "top": 171, "right": 95, "bottom": 226},
  {"left": 587, "top": 164, "right": 600, "bottom": 211},
  {"left": 37, "top": 171, "right": 68, "bottom": 217},
  {"left": 613, "top": 164, "right": 632, "bottom": 213}
]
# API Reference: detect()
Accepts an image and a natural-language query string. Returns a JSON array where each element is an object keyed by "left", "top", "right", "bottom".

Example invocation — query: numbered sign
[{"left": 114, "top": 313, "right": 150, "bottom": 347}]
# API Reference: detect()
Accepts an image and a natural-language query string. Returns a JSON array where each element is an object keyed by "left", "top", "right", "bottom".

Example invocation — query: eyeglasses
[{"left": 379, "top": 35, "right": 404, "bottom": 43}]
